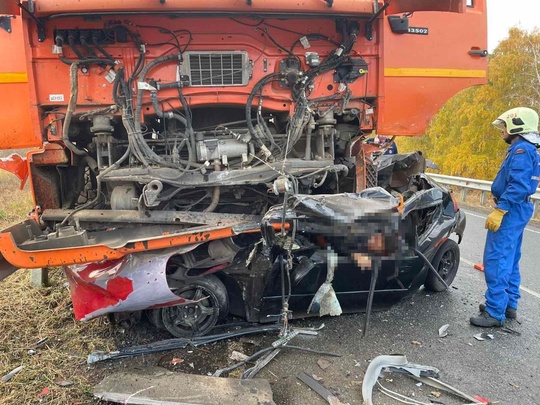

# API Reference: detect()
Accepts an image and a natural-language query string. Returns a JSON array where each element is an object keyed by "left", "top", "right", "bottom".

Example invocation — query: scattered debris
[
  {"left": 94, "top": 367, "right": 276, "bottom": 405},
  {"left": 213, "top": 343, "right": 340, "bottom": 378},
  {"left": 34, "top": 337, "right": 48, "bottom": 348},
  {"left": 312, "top": 374, "right": 323, "bottom": 382},
  {"left": 474, "top": 332, "right": 495, "bottom": 341},
  {"left": 473, "top": 394, "right": 491, "bottom": 403},
  {"left": 411, "top": 340, "right": 422, "bottom": 345},
  {"left": 170, "top": 358, "right": 184, "bottom": 365},
  {"left": 297, "top": 372, "right": 349, "bottom": 405},
  {"left": 474, "top": 263, "right": 485, "bottom": 272},
  {"left": 430, "top": 390, "right": 442, "bottom": 398},
  {"left": 416, "top": 382, "right": 423, "bottom": 387},
  {"left": 27, "top": 349, "right": 36, "bottom": 356},
  {"left": 1, "top": 365, "right": 23, "bottom": 382},
  {"left": 87, "top": 324, "right": 281, "bottom": 363},
  {"left": 501, "top": 326, "right": 521, "bottom": 336},
  {"left": 409, "top": 375, "right": 482, "bottom": 403},
  {"left": 54, "top": 379, "right": 74, "bottom": 387},
  {"left": 362, "top": 355, "right": 409, "bottom": 404},
  {"left": 362, "top": 355, "right": 480, "bottom": 405},
  {"left": 438, "top": 324, "right": 450, "bottom": 338},
  {"left": 38, "top": 387, "right": 50, "bottom": 397},
  {"left": 230, "top": 351, "right": 249, "bottom": 362},
  {"left": 509, "top": 382, "right": 520, "bottom": 388},
  {"left": 318, "top": 358, "right": 331, "bottom": 370},
  {"left": 307, "top": 248, "right": 342, "bottom": 317}
]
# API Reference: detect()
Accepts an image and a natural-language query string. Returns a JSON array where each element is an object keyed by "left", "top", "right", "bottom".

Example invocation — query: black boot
[
  {"left": 479, "top": 303, "right": 517, "bottom": 319},
  {"left": 470, "top": 311, "right": 503, "bottom": 327}
]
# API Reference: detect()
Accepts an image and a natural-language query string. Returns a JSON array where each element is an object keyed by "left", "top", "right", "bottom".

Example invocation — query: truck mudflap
[
  {"left": 0, "top": 217, "right": 280, "bottom": 270},
  {"left": 65, "top": 247, "right": 201, "bottom": 321}
]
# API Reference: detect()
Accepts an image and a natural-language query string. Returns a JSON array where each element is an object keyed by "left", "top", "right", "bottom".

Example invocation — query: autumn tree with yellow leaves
[{"left": 397, "top": 28, "right": 540, "bottom": 180}]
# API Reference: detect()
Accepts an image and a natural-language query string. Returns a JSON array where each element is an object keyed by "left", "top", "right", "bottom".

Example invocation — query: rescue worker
[{"left": 470, "top": 107, "right": 540, "bottom": 327}]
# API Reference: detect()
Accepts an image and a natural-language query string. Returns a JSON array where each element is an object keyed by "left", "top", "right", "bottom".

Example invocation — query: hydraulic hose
[
  {"left": 414, "top": 248, "right": 450, "bottom": 290},
  {"left": 203, "top": 160, "right": 221, "bottom": 212}
]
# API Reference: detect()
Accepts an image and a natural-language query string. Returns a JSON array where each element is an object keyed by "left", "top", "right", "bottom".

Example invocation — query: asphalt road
[{"left": 259, "top": 206, "right": 540, "bottom": 404}]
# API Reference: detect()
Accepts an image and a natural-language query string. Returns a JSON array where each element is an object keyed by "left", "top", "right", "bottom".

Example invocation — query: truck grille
[{"left": 183, "top": 52, "right": 250, "bottom": 87}]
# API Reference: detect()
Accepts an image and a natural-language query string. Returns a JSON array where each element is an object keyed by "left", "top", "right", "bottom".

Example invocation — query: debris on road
[
  {"left": 318, "top": 358, "right": 332, "bottom": 370},
  {"left": 362, "top": 355, "right": 484, "bottom": 405},
  {"left": 411, "top": 340, "right": 422, "bottom": 345},
  {"left": 297, "top": 372, "right": 349, "bottom": 405},
  {"left": 474, "top": 332, "right": 495, "bottom": 341},
  {"left": 94, "top": 367, "right": 276, "bottom": 405},
  {"left": 473, "top": 394, "right": 491, "bottom": 403},
  {"left": 1, "top": 365, "right": 23, "bottom": 382},
  {"left": 170, "top": 358, "right": 184, "bottom": 365},
  {"left": 438, "top": 324, "right": 450, "bottom": 338},
  {"left": 501, "top": 326, "right": 521, "bottom": 336}
]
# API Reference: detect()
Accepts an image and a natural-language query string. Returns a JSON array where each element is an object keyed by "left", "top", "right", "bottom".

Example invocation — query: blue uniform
[{"left": 484, "top": 137, "right": 540, "bottom": 321}]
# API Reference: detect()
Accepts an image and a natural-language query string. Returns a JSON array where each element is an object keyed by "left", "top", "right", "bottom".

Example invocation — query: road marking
[
  {"left": 520, "top": 285, "right": 540, "bottom": 299},
  {"left": 460, "top": 257, "right": 476, "bottom": 267},
  {"left": 462, "top": 210, "right": 540, "bottom": 234},
  {"left": 461, "top": 257, "right": 540, "bottom": 299}
]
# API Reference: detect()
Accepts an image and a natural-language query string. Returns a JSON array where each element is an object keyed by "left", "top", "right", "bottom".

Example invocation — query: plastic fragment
[
  {"left": 438, "top": 324, "right": 449, "bottom": 338},
  {"left": 473, "top": 332, "right": 494, "bottom": 341},
  {"left": 1, "top": 366, "right": 23, "bottom": 382}
]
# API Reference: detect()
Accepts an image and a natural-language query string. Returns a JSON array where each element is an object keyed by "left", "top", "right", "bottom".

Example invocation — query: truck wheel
[
  {"left": 161, "top": 275, "right": 228, "bottom": 338},
  {"left": 424, "top": 239, "right": 460, "bottom": 292}
]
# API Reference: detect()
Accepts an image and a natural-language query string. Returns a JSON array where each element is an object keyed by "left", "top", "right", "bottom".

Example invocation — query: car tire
[
  {"left": 161, "top": 275, "right": 229, "bottom": 338},
  {"left": 424, "top": 239, "right": 460, "bottom": 292}
]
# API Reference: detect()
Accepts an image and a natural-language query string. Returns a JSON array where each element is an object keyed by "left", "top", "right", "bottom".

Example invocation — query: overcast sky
[{"left": 488, "top": 0, "right": 539, "bottom": 51}]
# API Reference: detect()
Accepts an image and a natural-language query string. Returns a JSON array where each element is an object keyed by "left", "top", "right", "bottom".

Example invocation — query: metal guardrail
[{"left": 427, "top": 173, "right": 540, "bottom": 212}]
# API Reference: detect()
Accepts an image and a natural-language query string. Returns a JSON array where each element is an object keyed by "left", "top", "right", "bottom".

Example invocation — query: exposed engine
[{"left": 35, "top": 17, "right": 373, "bottom": 222}]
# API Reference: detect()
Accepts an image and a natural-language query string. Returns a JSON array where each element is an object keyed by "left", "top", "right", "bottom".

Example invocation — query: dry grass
[
  {"left": 0, "top": 171, "right": 33, "bottom": 229},
  {"left": 0, "top": 271, "right": 114, "bottom": 404},
  {"left": 0, "top": 170, "right": 114, "bottom": 404}
]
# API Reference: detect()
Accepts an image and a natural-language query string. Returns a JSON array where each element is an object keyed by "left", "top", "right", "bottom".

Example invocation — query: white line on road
[
  {"left": 461, "top": 257, "right": 540, "bottom": 299},
  {"left": 462, "top": 210, "right": 540, "bottom": 234}
]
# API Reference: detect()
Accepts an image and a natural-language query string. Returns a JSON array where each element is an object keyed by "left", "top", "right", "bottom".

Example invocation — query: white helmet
[{"left": 492, "top": 107, "right": 540, "bottom": 146}]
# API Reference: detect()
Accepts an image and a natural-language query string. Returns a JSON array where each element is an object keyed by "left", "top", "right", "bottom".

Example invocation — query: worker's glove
[{"left": 485, "top": 208, "right": 507, "bottom": 232}]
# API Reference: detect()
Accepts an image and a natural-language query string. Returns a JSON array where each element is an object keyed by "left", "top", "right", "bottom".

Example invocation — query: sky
[{"left": 487, "top": 0, "right": 539, "bottom": 51}]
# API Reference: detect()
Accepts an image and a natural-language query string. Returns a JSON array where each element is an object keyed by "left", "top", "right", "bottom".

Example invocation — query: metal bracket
[
  {"left": 0, "top": 16, "right": 13, "bottom": 34},
  {"left": 365, "top": 0, "right": 391, "bottom": 41},
  {"left": 37, "top": 19, "right": 46, "bottom": 42}
]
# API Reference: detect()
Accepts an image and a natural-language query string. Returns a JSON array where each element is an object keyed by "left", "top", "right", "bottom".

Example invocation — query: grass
[{"left": 0, "top": 170, "right": 114, "bottom": 404}]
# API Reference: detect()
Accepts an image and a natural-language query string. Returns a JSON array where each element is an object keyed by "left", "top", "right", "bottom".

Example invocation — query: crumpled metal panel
[
  {"left": 0, "top": 153, "right": 28, "bottom": 189},
  {"left": 65, "top": 246, "right": 199, "bottom": 321}
]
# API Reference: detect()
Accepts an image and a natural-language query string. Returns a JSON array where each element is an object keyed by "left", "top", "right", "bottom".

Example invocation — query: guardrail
[{"left": 427, "top": 173, "right": 540, "bottom": 214}]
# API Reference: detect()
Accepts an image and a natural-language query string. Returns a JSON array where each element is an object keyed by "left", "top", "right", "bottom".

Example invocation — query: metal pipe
[{"left": 203, "top": 160, "right": 221, "bottom": 212}]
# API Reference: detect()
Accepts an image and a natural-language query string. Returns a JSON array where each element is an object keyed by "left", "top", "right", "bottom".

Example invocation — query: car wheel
[
  {"left": 161, "top": 275, "right": 228, "bottom": 338},
  {"left": 424, "top": 239, "right": 460, "bottom": 292}
]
